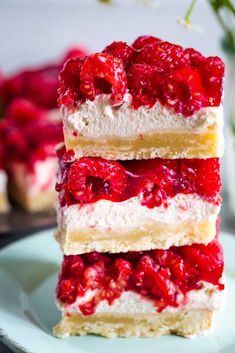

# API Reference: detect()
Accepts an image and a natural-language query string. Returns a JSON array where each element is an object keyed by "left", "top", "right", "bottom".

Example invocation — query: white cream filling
[
  {"left": 10, "top": 157, "right": 58, "bottom": 196},
  {"left": 63, "top": 93, "right": 223, "bottom": 140},
  {"left": 0, "top": 170, "right": 7, "bottom": 193},
  {"left": 59, "top": 281, "right": 224, "bottom": 316},
  {"left": 57, "top": 193, "right": 220, "bottom": 232}
]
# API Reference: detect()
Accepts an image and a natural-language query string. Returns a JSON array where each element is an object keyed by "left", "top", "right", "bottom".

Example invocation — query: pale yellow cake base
[
  {"left": 0, "top": 191, "right": 10, "bottom": 213},
  {"left": 9, "top": 182, "right": 56, "bottom": 212},
  {"left": 53, "top": 309, "right": 213, "bottom": 338},
  {"left": 55, "top": 219, "right": 215, "bottom": 255},
  {"left": 65, "top": 128, "right": 222, "bottom": 160}
]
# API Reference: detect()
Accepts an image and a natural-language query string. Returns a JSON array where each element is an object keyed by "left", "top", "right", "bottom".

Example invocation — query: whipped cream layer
[
  {"left": 10, "top": 157, "right": 58, "bottom": 195},
  {"left": 63, "top": 94, "right": 223, "bottom": 140},
  {"left": 59, "top": 282, "right": 224, "bottom": 316},
  {"left": 57, "top": 194, "right": 220, "bottom": 232},
  {"left": 0, "top": 170, "right": 7, "bottom": 193}
]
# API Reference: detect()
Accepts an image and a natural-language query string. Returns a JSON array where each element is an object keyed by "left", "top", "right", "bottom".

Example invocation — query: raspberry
[
  {"left": 59, "top": 57, "right": 84, "bottom": 107},
  {"left": 139, "top": 180, "right": 168, "bottom": 208},
  {"left": 6, "top": 98, "right": 45, "bottom": 125},
  {"left": 161, "top": 67, "right": 205, "bottom": 116},
  {"left": 103, "top": 41, "right": 135, "bottom": 67},
  {"left": 83, "top": 261, "right": 106, "bottom": 290},
  {"left": 199, "top": 56, "right": 225, "bottom": 106},
  {"left": 127, "top": 63, "right": 160, "bottom": 108},
  {"left": 193, "top": 158, "right": 221, "bottom": 202},
  {"left": 80, "top": 53, "right": 127, "bottom": 105},
  {"left": 65, "top": 157, "right": 127, "bottom": 204},
  {"left": 135, "top": 41, "right": 189, "bottom": 72},
  {"left": 56, "top": 279, "right": 78, "bottom": 304},
  {"left": 25, "top": 67, "right": 59, "bottom": 109},
  {"left": 179, "top": 240, "right": 224, "bottom": 284},
  {"left": 132, "top": 35, "right": 161, "bottom": 50},
  {"left": 184, "top": 48, "right": 205, "bottom": 66}
]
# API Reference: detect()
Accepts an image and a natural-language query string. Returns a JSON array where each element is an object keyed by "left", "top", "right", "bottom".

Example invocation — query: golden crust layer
[
  {"left": 53, "top": 309, "right": 213, "bottom": 338},
  {"left": 9, "top": 182, "right": 56, "bottom": 212},
  {"left": 64, "top": 128, "right": 222, "bottom": 160},
  {"left": 0, "top": 191, "right": 10, "bottom": 213},
  {"left": 55, "top": 219, "right": 216, "bottom": 255}
]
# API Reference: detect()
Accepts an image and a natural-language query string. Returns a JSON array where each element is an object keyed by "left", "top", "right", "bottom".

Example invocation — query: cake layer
[
  {"left": 56, "top": 194, "right": 219, "bottom": 254},
  {"left": 63, "top": 95, "right": 223, "bottom": 160},
  {"left": 55, "top": 219, "right": 215, "bottom": 255},
  {"left": 9, "top": 158, "right": 57, "bottom": 212},
  {"left": 54, "top": 309, "right": 213, "bottom": 338}
]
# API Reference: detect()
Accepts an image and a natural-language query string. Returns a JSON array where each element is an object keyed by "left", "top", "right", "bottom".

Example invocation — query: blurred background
[{"left": 0, "top": 0, "right": 234, "bottom": 238}]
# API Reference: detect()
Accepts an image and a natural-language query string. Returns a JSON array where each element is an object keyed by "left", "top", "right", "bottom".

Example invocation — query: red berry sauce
[
  {"left": 59, "top": 36, "right": 224, "bottom": 116},
  {"left": 56, "top": 149, "right": 221, "bottom": 208},
  {"left": 56, "top": 238, "right": 224, "bottom": 315}
]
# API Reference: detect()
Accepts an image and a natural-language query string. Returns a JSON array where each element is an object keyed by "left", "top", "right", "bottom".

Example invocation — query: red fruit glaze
[
  {"left": 56, "top": 151, "right": 221, "bottom": 207},
  {"left": 56, "top": 238, "right": 224, "bottom": 315},
  {"left": 59, "top": 37, "right": 224, "bottom": 116}
]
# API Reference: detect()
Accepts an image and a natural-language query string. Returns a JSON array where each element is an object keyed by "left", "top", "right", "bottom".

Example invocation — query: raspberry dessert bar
[
  {"left": 60, "top": 37, "right": 224, "bottom": 160},
  {"left": 54, "top": 36, "right": 225, "bottom": 338},
  {"left": 0, "top": 47, "right": 87, "bottom": 212},
  {"left": 0, "top": 99, "right": 63, "bottom": 211},
  {"left": 55, "top": 148, "right": 221, "bottom": 254},
  {"left": 54, "top": 238, "right": 224, "bottom": 338}
]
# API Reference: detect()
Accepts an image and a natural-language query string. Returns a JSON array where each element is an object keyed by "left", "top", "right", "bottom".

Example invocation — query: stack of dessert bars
[{"left": 54, "top": 36, "right": 225, "bottom": 338}]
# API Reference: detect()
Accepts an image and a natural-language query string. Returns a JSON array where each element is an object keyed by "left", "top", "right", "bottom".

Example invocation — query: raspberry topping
[
  {"left": 80, "top": 53, "right": 127, "bottom": 105},
  {"left": 56, "top": 238, "right": 224, "bottom": 315},
  {"left": 59, "top": 37, "right": 224, "bottom": 115},
  {"left": 135, "top": 41, "right": 188, "bottom": 72},
  {"left": 56, "top": 152, "right": 221, "bottom": 207}
]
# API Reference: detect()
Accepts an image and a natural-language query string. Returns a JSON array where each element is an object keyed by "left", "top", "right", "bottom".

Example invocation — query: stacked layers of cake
[{"left": 54, "top": 36, "right": 225, "bottom": 338}]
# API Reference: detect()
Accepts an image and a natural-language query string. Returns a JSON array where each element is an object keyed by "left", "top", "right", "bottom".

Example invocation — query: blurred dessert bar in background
[{"left": 0, "top": 46, "right": 87, "bottom": 212}]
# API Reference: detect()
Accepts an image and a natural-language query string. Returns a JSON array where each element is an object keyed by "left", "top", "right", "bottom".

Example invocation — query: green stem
[
  {"left": 208, "top": 0, "right": 235, "bottom": 50},
  {"left": 184, "top": 0, "right": 197, "bottom": 24}
]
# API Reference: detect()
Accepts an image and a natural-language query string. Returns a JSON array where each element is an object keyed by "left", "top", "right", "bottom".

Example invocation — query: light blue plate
[{"left": 0, "top": 230, "right": 235, "bottom": 353}]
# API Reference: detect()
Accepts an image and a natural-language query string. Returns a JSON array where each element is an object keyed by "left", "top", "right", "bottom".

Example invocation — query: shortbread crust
[
  {"left": 55, "top": 219, "right": 215, "bottom": 255},
  {"left": 65, "top": 127, "right": 222, "bottom": 160},
  {"left": 54, "top": 309, "right": 213, "bottom": 338}
]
